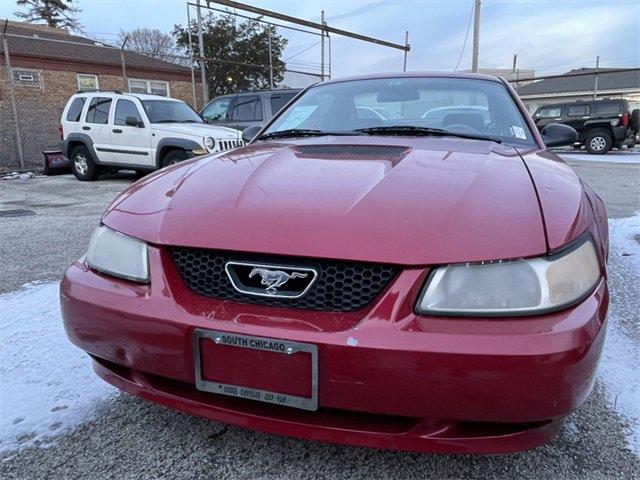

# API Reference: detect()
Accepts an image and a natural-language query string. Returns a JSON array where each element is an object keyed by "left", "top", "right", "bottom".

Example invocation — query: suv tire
[
  {"left": 161, "top": 149, "right": 188, "bottom": 168},
  {"left": 70, "top": 145, "right": 99, "bottom": 181},
  {"left": 585, "top": 130, "right": 612, "bottom": 154}
]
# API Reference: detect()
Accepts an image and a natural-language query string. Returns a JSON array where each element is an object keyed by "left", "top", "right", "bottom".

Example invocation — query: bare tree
[
  {"left": 118, "top": 27, "right": 176, "bottom": 60},
  {"left": 15, "top": 0, "right": 82, "bottom": 32}
]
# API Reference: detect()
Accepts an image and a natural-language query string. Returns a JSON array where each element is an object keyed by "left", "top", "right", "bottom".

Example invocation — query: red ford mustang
[{"left": 61, "top": 73, "right": 609, "bottom": 454}]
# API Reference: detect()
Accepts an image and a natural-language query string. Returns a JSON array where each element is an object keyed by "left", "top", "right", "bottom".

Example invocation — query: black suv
[
  {"left": 201, "top": 89, "right": 301, "bottom": 131},
  {"left": 533, "top": 99, "right": 638, "bottom": 154}
]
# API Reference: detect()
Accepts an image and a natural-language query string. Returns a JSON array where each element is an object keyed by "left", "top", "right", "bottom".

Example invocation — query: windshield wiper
[
  {"left": 258, "top": 129, "right": 362, "bottom": 140},
  {"left": 355, "top": 126, "right": 502, "bottom": 144}
]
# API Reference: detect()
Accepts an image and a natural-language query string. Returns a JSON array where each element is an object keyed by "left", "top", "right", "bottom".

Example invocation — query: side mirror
[
  {"left": 125, "top": 116, "right": 143, "bottom": 128},
  {"left": 242, "top": 124, "right": 263, "bottom": 143},
  {"left": 541, "top": 123, "right": 578, "bottom": 148}
]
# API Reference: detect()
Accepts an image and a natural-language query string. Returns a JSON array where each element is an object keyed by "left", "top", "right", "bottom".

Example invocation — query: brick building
[{"left": 0, "top": 20, "right": 202, "bottom": 169}]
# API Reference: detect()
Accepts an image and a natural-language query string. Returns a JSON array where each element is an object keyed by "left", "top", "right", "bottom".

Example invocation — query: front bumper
[{"left": 60, "top": 247, "right": 608, "bottom": 454}]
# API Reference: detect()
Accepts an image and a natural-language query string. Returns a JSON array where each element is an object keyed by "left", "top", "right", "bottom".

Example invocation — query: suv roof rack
[{"left": 76, "top": 89, "right": 123, "bottom": 94}]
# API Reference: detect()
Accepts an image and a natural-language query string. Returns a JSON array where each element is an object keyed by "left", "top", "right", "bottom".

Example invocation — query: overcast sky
[{"left": 2, "top": 0, "right": 639, "bottom": 79}]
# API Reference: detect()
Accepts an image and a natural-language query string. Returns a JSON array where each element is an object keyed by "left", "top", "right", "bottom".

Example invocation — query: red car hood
[{"left": 103, "top": 136, "right": 548, "bottom": 265}]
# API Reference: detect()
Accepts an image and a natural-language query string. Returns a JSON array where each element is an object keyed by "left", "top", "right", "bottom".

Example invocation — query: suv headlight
[
  {"left": 416, "top": 238, "right": 601, "bottom": 316},
  {"left": 204, "top": 136, "right": 216, "bottom": 150},
  {"left": 86, "top": 226, "right": 149, "bottom": 283}
]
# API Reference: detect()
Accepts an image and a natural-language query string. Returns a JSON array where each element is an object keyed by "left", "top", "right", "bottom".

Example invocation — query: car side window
[
  {"left": 114, "top": 99, "right": 143, "bottom": 126},
  {"left": 567, "top": 105, "right": 590, "bottom": 117},
  {"left": 537, "top": 107, "right": 562, "bottom": 118},
  {"left": 595, "top": 102, "right": 621, "bottom": 115},
  {"left": 86, "top": 97, "right": 112, "bottom": 124},
  {"left": 230, "top": 95, "right": 263, "bottom": 122},
  {"left": 66, "top": 97, "right": 86, "bottom": 122},
  {"left": 203, "top": 97, "right": 231, "bottom": 122},
  {"left": 269, "top": 93, "right": 296, "bottom": 116}
]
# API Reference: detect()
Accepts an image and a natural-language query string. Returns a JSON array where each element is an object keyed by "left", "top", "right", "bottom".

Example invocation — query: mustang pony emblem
[{"left": 249, "top": 268, "right": 308, "bottom": 295}]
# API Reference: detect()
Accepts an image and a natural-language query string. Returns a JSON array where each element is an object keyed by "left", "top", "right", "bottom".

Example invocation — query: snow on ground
[
  {"left": 0, "top": 282, "right": 116, "bottom": 454},
  {"left": 600, "top": 213, "right": 640, "bottom": 454},
  {"left": 555, "top": 149, "right": 640, "bottom": 164}
]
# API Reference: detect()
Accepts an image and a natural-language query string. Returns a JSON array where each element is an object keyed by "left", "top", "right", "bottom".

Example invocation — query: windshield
[
  {"left": 141, "top": 100, "right": 202, "bottom": 123},
  {"left": 265, "top": 77, "right": 536, "bottom": 146}
]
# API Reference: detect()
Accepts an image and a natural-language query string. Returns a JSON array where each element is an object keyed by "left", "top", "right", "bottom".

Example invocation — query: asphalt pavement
[{"left": 1, "top": 152, "right": 639, "bottom": 479}]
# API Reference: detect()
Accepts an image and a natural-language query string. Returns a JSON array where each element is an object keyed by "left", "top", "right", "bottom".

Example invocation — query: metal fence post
[
  {"left": 320, "top": 10, "right": 325, "bottom": 81},
  {"left": 1, "top": 25, "right": 25, "bottom": 169},
  {"left": 268, "top": 29, "right": 274, "bottom": 88},
  {"left": 196, "top": 0, "right": 209, "bottom": 103}
]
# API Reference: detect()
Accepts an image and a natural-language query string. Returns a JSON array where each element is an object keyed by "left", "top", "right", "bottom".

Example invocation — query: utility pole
[
  {"left": 268, "top": 29, "right": 274, "bottom": 88},
  {"left": 512, "top": 53, "right": 518, "bottom": 93},
  {"left": 471, "top": 0, "right": 481, "bottom": 73},
  {"left": 196, "top": 0, "right": 209, "bottom": 103},
  {"left": 328, "top": 34, "right": 332, "bottom": 79},
  {"left": 403, "top": 31, "right": 409, "bottom": 71},
  {"left": 120, "top": 34, "right": 129, "bottom": 90},
  {"left": 593, "top": 55, "right": 599, "bottom": 99},
  {"left": 320, "top": 10, "right": 326, "bottom": 81}
]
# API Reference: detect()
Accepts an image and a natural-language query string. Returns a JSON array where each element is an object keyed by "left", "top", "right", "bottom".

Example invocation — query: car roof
[
  {"left": 123, "top": 93, "right": 182, "bottom": 101},
  {"left": 320, "top": 71, "right": 505, "bottom": 85},
  {"left": 212, "top": 88, "right": 302, "bottom": 99},
  {"left": 537, "top": 98, "right": 626, "bottom": 109},
  {"left": 73, "top": 91, "right": 183, "bottom": 102}
]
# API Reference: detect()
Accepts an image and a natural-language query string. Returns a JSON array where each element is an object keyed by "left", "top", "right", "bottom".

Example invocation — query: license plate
[{"left": 193, "top": 329, "right": 318, "bottom": 411}]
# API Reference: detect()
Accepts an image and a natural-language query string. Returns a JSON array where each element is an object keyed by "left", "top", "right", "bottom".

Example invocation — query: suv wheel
[
  {"left": 70, "top": 146, "right": 99, "bottom": 181},
  {"left": 161, "top": 149, "right": 188, "bottom": 168},
  {"left": 585, "top": 130, "right": 612, "bottom": 154}
]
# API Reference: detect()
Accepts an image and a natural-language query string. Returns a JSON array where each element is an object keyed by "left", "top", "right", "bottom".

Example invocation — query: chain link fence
[{"left": 0, "top": 28, "right": 321, "bottom": 172}]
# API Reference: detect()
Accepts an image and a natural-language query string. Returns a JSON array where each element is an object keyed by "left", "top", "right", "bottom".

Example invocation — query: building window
[
  {"left": 11, "top": 69, "right": 42, "bottom": 88},
  {"left": 128, "top": 79, "right": 170, "bottom": 97},
  {"left": 77, "top": 74, "right": 99, "bottom": 91}
]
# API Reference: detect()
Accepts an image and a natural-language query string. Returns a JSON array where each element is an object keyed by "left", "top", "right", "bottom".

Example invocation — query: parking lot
[{"left": 1, "top": 152, "right": 639, "bottom": 480}]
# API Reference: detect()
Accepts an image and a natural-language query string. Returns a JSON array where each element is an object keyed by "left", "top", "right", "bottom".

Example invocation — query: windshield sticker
[
  {"left": 278, "top": 105, "right": 318, "bottom": 130},
  {"left": 510, "top": 126, "right": 526, "bottom": 139}
]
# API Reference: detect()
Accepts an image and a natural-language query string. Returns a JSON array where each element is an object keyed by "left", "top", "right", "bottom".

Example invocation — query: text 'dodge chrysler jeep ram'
[{"left": 60, "top": 91, "right": 244, "bottom": 180}]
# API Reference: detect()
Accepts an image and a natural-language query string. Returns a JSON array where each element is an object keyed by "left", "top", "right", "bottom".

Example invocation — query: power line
[
  {"left": 454, "top": 0, "right": 474, "bottom": 71},
  {"left": 284, "top": 40, "right": 321, "bottom": 61}
]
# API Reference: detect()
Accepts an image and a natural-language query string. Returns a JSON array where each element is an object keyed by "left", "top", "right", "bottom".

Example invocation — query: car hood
[
  {"left": 103, "top": 136, "right": 548, "bottom": 265},
  {"left": 150, "top": 122, "right": 241, "bottom": 138}
]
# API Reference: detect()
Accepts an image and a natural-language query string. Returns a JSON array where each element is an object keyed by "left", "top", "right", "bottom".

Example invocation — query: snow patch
[
  {"left": 0, "top": 282, "right": 116, "bottom": 453},
  {"left": 557, "top": 151, "right": 640, "bottom": 164},
  {"left": 600, "top": 213, "right": 640, "bottom": 454}
]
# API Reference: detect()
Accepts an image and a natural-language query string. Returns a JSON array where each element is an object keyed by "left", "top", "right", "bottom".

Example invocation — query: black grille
[{"left": 170, "top": 248, "right": 398, "bottom": 312}]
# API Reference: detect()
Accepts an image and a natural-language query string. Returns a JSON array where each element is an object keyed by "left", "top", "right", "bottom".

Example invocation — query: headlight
[
  {"left": 204, "top": 136, "right": 215, "bottom": 150},
  {"left": 610, "top": 119, "right": 620, "bottom": 126},
  {"left": 417, "top": 238, "right": 601, "bottom": 316},
  {"left": 86, "top": 226, "right": 149, "bottom": 283}
]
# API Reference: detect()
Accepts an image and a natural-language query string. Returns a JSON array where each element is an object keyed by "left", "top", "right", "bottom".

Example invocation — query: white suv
[{"left": 60, "top": 91, "right": 243, "bottom": 181}]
